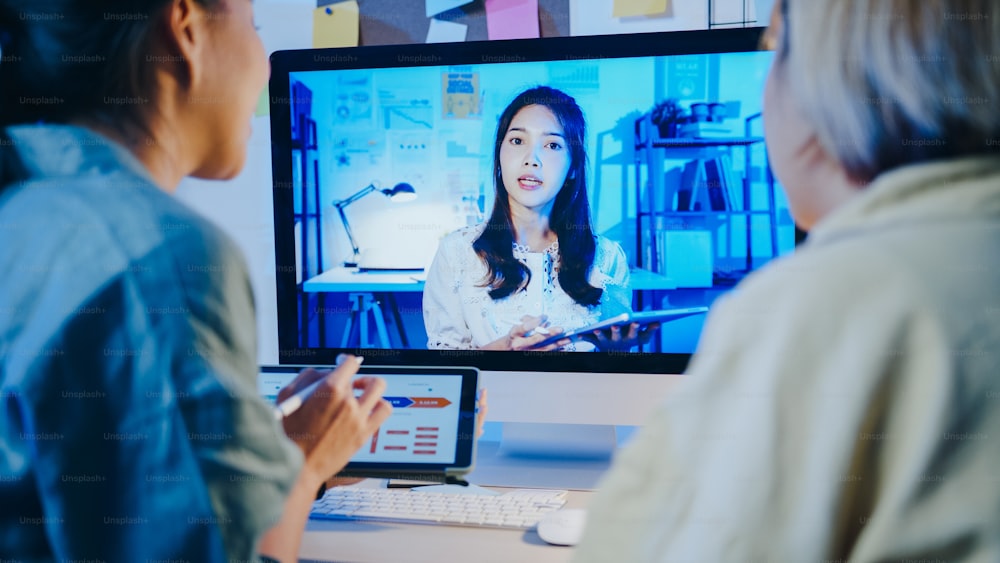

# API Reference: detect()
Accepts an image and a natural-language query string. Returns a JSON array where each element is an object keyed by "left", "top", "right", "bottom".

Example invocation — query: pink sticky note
[{"left": 485, "top": 0, "right": 540, "bottom": 40}]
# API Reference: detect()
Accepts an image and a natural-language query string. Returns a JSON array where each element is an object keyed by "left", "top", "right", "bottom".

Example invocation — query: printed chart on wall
[{"left": 353, "top": 374, "right": 463, "bottom": 464}]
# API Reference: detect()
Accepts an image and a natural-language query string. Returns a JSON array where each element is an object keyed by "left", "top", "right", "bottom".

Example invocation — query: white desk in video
[
  {"left": 302, "top": 267, "right": 677, "bottom": 347},
  {"left": 302, "top": 266, "right": 676, "bottom": 293}
]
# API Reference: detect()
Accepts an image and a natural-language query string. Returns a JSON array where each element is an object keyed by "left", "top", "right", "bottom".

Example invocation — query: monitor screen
[{"left": 269, "top": 27, "right": 794, "bottom": 376}]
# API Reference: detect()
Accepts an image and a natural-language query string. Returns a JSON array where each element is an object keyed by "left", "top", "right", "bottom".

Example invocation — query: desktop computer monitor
[{"left": 268, "top": 28, "right": 795, "bottom": 453}]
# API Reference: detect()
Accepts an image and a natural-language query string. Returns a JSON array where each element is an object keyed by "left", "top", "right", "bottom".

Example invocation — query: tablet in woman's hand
[{"left": 526, "top": 307, "right": 709, "bottom": 350}]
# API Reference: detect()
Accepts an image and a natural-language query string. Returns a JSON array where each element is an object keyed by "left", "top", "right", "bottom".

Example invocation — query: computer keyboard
[{"left": 310, "top": 487, "right": 568, "bottom": 529}]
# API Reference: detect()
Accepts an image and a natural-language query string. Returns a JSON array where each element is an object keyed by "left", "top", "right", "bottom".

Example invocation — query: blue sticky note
[{"left": 426, "top": 0, "right": 472, "bottom": 18}]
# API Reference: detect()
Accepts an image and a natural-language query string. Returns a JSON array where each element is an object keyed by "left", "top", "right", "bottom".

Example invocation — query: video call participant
[
  {"left": 576, "top": 0, "right": 1000, "bottom": 561},
  {"left": 0, "top": 1, "right": 390, "bottom": 562},
  {"left": 423, "top": 86, "right": 654, "bottom": 352}
]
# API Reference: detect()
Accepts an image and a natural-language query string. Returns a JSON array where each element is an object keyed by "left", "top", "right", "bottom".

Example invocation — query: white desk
[
  {"left": 302, "top": 267, "right": 676, "bottom": 293},
  {"left": 298, "top": 487, "right": 591, "bottom": 563},
  {"left": 297, "top": 438, "right": 610, "bottom": 562},
  {"left": 303, "top": 268, "right": 426, "bottom": 293}
]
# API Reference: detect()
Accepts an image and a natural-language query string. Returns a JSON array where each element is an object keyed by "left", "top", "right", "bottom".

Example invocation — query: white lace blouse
[{"left": 422, "top": 225, "right": 632, "bottom": 350}]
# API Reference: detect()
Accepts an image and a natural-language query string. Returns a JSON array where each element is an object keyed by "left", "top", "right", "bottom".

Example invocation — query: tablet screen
[
  {"left": 352, "top": 373, "right": 462, "bottom": 464},
  {"left": 259, "top": 365, "right": 479, "bottom": 478}
]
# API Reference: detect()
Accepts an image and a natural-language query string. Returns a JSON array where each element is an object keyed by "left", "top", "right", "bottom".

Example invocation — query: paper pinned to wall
[
  {"left": 256, "top": 0, "right": 315, "bottom": 54},
  {"left": 570, "top": 0, "right": 706, "bottom": 35},
  {"left": 710, "top": 0, "right": 757, "bottom": 27},
  {"left": 485, "top": 0, "right": 540, "bottom": 40},
  {"left": 426, "top": 18, "right": 469, "bottom": 43},
  {"left": 613, "top": 0, "right": 669, "bottom": 18},
  {"left": 255, "top": 87, "right": 270, "bottom": 117},
  {"left": 426, "top": 0, "right": 473, "bottom": 18},
  {"left": 313, "top": 1, "right": 360, "bottom": 49},
  {"left": 252, "top": 0, "right": 315, "bottom": 117},
  {"left": 441, "top": 71, "right": 481, "bottom": 119}
]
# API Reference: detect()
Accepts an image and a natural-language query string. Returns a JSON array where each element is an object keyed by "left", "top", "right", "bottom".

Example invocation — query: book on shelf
[
  {"left": 719, "top": 153, "right": 744, "bottom": 211},
  {"left": 681, "top": 157, "right": 730, "bottom": 212},
  {"left": 673, "top": 157, "right": 744, "bottom": 213},
  {"left": 702, "top": 157, "right": 729, "bottom": 211},
  {"left": 676, "top": 160, "right": 699, "bottom": 211}
]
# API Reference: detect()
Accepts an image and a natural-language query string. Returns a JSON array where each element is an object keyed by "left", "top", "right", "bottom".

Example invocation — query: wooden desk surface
[{"left": 298, "top": 486, "right": 592, "bottom": 563}]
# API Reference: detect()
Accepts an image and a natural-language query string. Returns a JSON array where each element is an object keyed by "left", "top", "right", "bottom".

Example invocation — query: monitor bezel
[{"left": 269, "top": 27, "right": 767, "bottom": 374}]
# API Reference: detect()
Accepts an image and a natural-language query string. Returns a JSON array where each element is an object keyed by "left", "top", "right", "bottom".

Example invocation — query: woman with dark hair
[
  {"left": 423, "top": 86, "right": 651, "bottom": 351},
  {"left": 0, "top": 1, "right": 390, "bottom": 562}
]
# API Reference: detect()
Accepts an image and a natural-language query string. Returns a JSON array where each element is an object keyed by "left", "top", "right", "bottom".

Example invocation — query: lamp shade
[{"left": 383, "top": 182, "right": 417, "bottom": 202}]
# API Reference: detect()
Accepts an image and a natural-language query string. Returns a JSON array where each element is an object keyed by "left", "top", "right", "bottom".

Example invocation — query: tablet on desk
[
  {"left": 527, "top": 307, "right": 710, "bottom": 349},
  {"left": 259, "top": 365, "right": 479, "bottom": 483}
]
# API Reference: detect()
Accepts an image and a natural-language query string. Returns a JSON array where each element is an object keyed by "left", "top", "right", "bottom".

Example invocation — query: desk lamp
[{"left": 333, "top": 182, "right": 417, "bottom": 268}]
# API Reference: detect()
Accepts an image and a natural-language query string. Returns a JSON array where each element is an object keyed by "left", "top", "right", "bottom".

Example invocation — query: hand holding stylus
[
  {"left": 506, "top": 315, "right": 569, "bottom": 351},
  {"left": 276, "top": 355, "right": 393, "bottom": 486}
]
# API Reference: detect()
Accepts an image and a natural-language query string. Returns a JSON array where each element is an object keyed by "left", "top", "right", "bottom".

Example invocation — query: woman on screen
[{"left": 424, "top": 86, "right": 654, "bottom": 352}]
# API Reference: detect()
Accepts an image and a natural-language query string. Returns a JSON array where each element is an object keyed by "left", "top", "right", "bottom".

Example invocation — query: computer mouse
[{"left": 535, "top": 508, "right": 587, "bottom": 546}]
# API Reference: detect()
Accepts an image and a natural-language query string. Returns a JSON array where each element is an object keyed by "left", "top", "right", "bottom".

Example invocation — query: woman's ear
[{"left": 159, "top": 0, "right": 208, "bottom": 90}]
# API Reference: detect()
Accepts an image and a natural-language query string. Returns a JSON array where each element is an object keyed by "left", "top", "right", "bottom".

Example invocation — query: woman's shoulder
[
  {"left": 2, "top": 125, "right": 242, "bottom": 284},
  {"left": 438, "top": 224, "right": 486, "bottom": 252},
  {"left": 594, "top": 235, "right": 625, "bottom": 252},
  {"left": 593, "top": 235, "right": 627, "bottom": 264},
  {"left": 728, "top": 238, "right": 931, "bottom": 326}
]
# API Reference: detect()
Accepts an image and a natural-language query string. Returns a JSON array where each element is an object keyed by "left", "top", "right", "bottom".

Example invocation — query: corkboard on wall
[{"left": 317, "top": 0, "right": 571, "bottom": 46}]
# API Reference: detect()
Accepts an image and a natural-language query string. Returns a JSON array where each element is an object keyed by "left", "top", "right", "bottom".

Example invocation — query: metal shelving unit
[
  {"left": 289, "top": 81, "right": 325, "bottom": 346},
  {"left": 633, "top": 112, "right": 779, "bottom": 278}
]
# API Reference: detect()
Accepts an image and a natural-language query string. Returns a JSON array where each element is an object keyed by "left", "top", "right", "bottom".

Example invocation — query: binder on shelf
[
  {"left": 719, "top": 154, "right": 743, "bottom": 211},
  {"left": 676, "top": 160, "right": 699, "bottom": 211},
  {"left": 702, "top": 158, "right": 729, "bottom": 211},
  {"left": 683, "top": 158, "right": 730, "bottom": 212}
]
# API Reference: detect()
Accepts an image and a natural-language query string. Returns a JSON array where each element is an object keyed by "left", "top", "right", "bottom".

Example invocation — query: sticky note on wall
[
  {"left": 426, "top": 0, "right": 473, "bottom": 18},
  {"left": 256, "top": 0, "right": 315, "bottom": 54},
  {"left": 613, "top": 0, "right": 669, "bottom": 18},
  {"left": 485, "top": 0, "right": 540, "bottom": 40},
  {"left": 255, "top": 86, "right": 269, "bottom": 117},
  {"left": 313, "top": 1, "right": 360, "bottom": 49},
  {"left": 426, "top": 18, "right": 469, "bottom": 43}
]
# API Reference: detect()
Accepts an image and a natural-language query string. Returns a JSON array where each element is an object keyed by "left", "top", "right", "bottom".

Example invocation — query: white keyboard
[{"left": 310, "top": 487, "right": 568, "bottom": 529}]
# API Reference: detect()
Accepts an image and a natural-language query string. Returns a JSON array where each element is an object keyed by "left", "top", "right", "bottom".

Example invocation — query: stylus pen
[
  {"left": 523, "top": 325, "right": 550, "bottom": 337},
  {"left": 273, "top": 357, "right": 364, "bottom": 420},
  {"left": 272, "top": 378, "right": 324, "bottom": 420}
]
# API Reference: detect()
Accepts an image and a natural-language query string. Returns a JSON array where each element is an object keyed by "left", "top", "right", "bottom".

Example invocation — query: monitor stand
[
  {"left": 497, "top": 422, "right": 617, "bottom": 461},
  {"left": 465, "top": 422, "right": 619, "bottom": 489}
]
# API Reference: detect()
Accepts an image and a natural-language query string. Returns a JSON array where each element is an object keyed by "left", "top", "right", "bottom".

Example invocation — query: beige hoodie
[{"left": 576, "top": 157, "right": 1000, "bottom": 562}]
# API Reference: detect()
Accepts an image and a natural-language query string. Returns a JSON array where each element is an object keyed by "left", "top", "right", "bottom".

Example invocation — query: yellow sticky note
[
  {"left": 313, "top": 1, "right": 360, "bottom": 49},
  {"left": 255, "top": 85, "right": 269, "bottom": 117},
  {"left": 613, "top": 0, "right": 669, "bottom": 18}
]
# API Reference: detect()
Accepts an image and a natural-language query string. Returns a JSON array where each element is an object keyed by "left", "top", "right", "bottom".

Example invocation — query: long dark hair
[
  {"left": 473, "top": 86, "right": 601, "bottom": 306},
  {"left": 0, "top": 0, "right": 218, "bottom": 188}
]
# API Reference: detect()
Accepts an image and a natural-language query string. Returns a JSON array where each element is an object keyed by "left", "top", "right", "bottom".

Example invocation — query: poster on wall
[
  {"left": 667, "top": 55, "right": 707, "bottom": 100},
  {"left": 442, "top": 71, "right": 481, "bottom": 119}
]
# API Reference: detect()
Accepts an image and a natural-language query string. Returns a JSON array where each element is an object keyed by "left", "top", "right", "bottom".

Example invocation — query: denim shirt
[{"left": 0, "top": 125, "right": 302, "bottom": 562}]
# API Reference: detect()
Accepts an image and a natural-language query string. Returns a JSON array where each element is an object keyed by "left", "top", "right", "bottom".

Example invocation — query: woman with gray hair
[{"left": 576, "top": 1, "right": 1000, "bottom": 561}]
